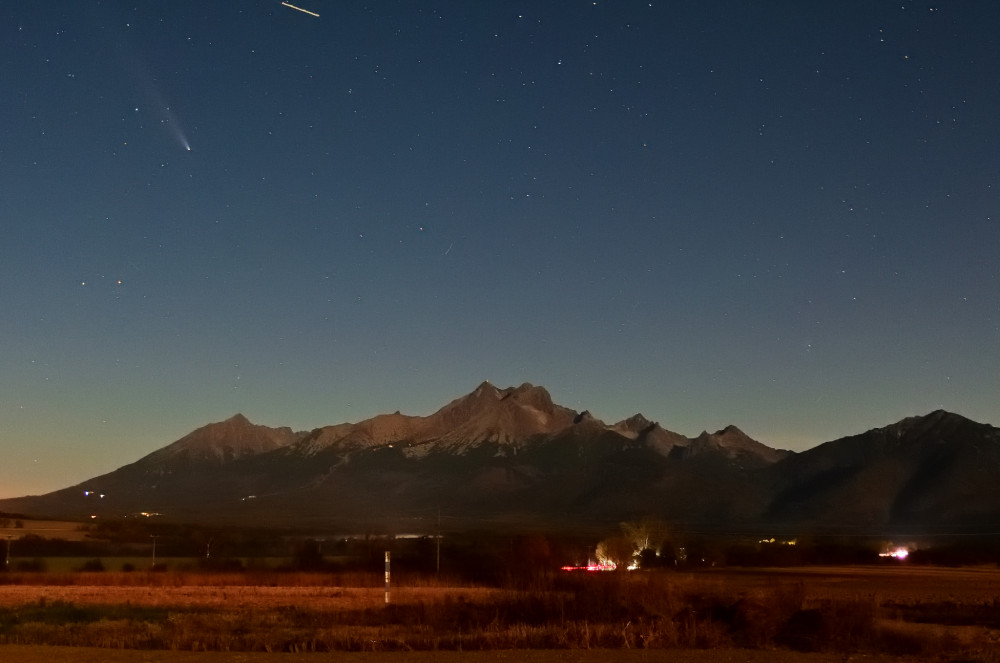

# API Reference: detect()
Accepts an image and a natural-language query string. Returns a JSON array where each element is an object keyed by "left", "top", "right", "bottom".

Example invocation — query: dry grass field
[
  {"left": 1, "top": 566, "right": 998, "bottom": 661},
  {"left": 694, "top": 565, "right": 1000, "bottom": 604},
  {"left": 0, "top": 520, "right": 91, "bottom": 542},
  {"left": 0, "top": 645, "right": 937, "bottom": 663}
]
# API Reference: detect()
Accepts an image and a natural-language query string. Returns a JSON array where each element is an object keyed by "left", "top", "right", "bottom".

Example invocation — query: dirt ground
[{"left": 0, "top": 645, "right": 931, "bottom": 663}]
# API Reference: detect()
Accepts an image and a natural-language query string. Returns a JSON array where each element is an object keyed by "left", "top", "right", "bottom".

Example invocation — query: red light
[{"left": 560, "top": 563, "right": 616, "bottom": 572}]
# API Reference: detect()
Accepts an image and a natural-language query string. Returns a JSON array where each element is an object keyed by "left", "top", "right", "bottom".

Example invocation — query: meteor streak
[{"left": 281, "top": 2, "right": 319, "bottom": 17}]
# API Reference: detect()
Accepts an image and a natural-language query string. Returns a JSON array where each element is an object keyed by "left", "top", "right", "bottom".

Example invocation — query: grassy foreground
[
  {"left": 0, "top": 646, "right": 933, "bottom": 663},
  {"left": 1, "top": 567, "right": 999, "bottom": 660}
]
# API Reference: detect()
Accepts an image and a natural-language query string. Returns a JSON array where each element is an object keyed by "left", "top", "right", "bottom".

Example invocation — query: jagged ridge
[{"left": 1, "top": 385, "right": 995, "bottom": 537}]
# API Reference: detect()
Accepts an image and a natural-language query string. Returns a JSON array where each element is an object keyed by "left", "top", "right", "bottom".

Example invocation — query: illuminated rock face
[{"left": 1, "top": 390, "right": 997, "bottom": 536}]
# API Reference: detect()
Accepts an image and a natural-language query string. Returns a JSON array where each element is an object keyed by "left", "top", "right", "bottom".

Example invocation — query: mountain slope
[
  {"left": 762, "top": 410, "right": 1000, "bottom": 534},
  {"left": 0, "top": 416, "right": 307, "bottom": 521}
]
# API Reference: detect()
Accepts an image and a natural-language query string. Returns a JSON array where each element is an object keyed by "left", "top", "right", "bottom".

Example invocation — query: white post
[{"left": 384, "top": 551, "right": 391, "bottom": 604}]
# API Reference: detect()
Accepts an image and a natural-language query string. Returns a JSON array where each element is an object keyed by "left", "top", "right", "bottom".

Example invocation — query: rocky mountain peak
[
  {"left": 501, "top": 382, "right": 554, "bottom": 407},
  {"left": 436, "top": 382, "right": 564, "bottom": 422},
  {"left": 433, "top": 382, "right": 502, "bottom": 424},
  {"left": 412, "top": 383, "right": 579, "bottom": 450},
  {"left": 847, "top": 410, "right": 998, "bottom": 455},
  {"left": 691, "top": 425, "right": 789, "bottom": 464},
  {"left": 712, "top": 425, "right": 752, "bottom": 443},
  {"left": 891, "top": 409, "right": 976, "bottom": 436},
  {"left": 472, "top": 380, "right": 502, "bottom": 399},
  {"left": 616, "top": 413, "right": 655, "bottom": 435},
  {"left": 149, "top": 414, "right": 302, "bottom": 465}
]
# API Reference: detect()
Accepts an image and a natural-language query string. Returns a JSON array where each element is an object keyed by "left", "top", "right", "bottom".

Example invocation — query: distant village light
[{"left": 879, "top": 546, "right": 910, "bottom": 560}]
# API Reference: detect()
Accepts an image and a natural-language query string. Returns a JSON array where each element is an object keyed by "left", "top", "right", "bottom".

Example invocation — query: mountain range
[{"left": 2, "top": 382, "right": 998, "bottom": 537}]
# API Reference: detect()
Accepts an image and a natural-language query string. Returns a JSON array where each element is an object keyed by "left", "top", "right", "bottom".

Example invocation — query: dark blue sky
[{"left": 2, "top": 1, "right": 997, "bottom": 497}]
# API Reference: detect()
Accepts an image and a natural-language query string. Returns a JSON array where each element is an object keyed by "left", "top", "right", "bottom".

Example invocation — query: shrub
[
  {"left": 14, "top": 558, "right": 46, "bottom": 573},
  {"left": 78, "top": 559, "right": 106, "bottom": 572}
]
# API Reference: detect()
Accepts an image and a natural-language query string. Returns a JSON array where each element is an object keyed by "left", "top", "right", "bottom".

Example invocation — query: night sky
[{"left": 2, "top": 1, "right": 998, "bottom": 498}]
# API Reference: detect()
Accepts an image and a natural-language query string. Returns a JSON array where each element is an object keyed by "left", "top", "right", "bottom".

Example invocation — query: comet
[{"left": 281, "top": 2, "right": 319, "bottom": 17}]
